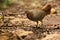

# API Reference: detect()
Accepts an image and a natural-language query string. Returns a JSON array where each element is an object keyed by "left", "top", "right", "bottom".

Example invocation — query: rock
[
  {"left": 41, "top": 32, "right": 60, "bottom": 40},
  {"left": 14, "top": 29, "right": 33, "bottom": 39},
  {"left": 15, "top": 29, "right": 33, "bottom": 36}
]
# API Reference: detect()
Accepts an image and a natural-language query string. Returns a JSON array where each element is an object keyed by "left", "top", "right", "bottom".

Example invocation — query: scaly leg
[
  {"left": 41, "top": 21, "right": 43, "bottom": 26},
  {"left": 36, "top": 21, "right": 39, "bottom": 27}
]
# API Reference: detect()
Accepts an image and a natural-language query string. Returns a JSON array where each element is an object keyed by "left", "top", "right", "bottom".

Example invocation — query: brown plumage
[{"left": 25, "top": 3, "right": 51, "bottom": 27}]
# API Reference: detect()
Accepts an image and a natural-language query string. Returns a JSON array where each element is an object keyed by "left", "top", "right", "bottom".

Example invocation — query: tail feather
[{"left": 42, "top": 3, "right": 51, "bottom": 12}]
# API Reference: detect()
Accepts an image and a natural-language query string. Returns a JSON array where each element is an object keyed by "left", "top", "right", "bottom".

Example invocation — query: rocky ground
[{"left": 0, "top": 0, "right": 60, "bottom": 40}]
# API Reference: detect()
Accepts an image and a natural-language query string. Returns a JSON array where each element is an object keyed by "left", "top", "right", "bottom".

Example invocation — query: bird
[{"left": 25, "top": 3, "right": 51, "bottom": 27}]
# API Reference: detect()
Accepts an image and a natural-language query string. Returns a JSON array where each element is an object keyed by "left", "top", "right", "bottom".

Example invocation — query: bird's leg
[
  {"left": 41, "top": 21, "right": 43, "bottom": 26},
  {"left": 36, "top": 21, "right": 39, "bottom": 27},
  {"left": 36, "top": 21, "right": 43, "bottom": 27},
  {"left": 40, "top": 21, "right": 44, "bottom": 28}
]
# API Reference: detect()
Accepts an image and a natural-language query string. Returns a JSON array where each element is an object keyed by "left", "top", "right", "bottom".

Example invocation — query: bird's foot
[{"left": 37, "top": 24, "right": 45, "bottom": 28}]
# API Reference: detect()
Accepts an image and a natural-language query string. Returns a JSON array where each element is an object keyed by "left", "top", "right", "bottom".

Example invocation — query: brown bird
[{"left": 25, "top": 3, "right": 51, "bottom": 27}]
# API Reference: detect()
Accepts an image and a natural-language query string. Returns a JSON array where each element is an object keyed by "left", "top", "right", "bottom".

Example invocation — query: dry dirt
[{"left": 0, "top": 0, "right": 60, "bottom": 40}]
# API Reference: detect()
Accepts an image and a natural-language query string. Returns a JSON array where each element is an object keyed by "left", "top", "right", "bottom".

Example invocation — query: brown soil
[{"left": 0, "top": 0, "right": 60, "bottom": 40}]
